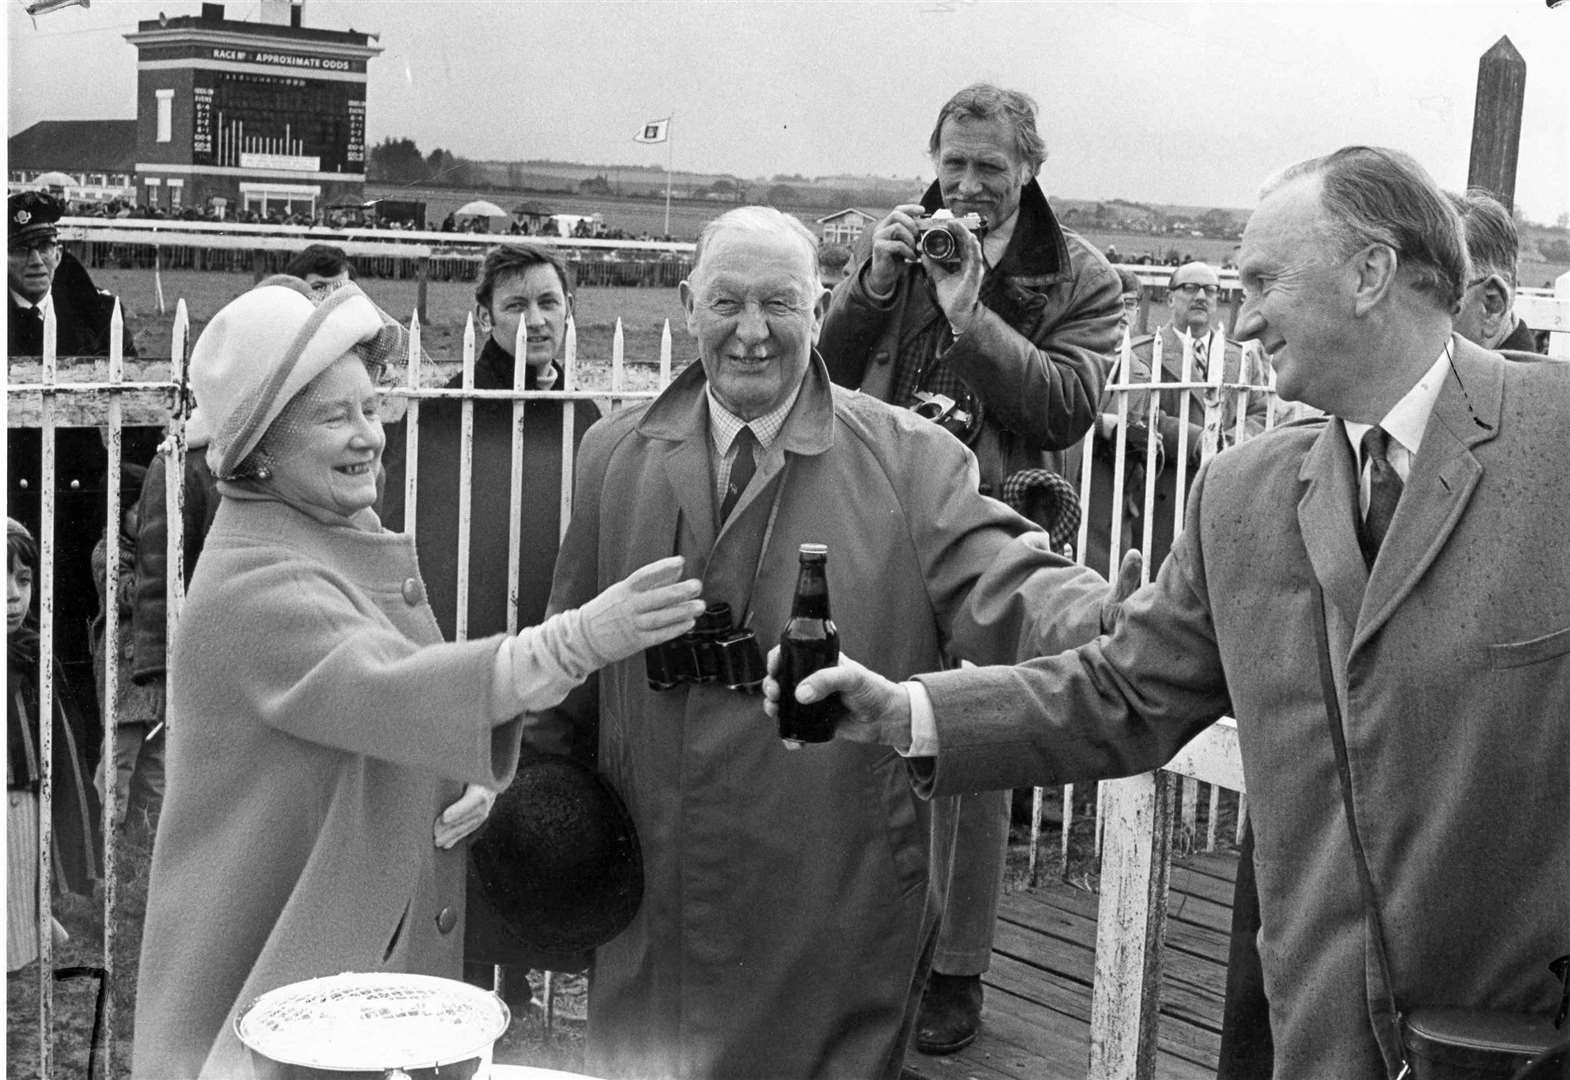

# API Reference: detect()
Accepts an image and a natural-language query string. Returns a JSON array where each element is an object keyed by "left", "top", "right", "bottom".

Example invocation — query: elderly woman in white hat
[{"left": 132, "top": 279, "right": 704, "bottom": 1080}]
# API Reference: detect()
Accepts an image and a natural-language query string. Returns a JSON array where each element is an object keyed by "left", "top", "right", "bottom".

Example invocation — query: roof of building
[
  {"left": 8, "top": 120, "right": 139, "bottom": 174},
  {"left": 815, "top": 208, "right": 881, "bottom": 225},
  {"left": 130, "top": 10, "right": 377, "bottom": 48}
]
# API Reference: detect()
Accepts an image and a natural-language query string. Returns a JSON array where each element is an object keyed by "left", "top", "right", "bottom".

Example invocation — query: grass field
[{"left": 88, "top": 267, "right": 701, "bottom": 374}]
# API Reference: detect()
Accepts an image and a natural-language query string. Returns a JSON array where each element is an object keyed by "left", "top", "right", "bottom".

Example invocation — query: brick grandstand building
[{"left": 122, "top": 0, "right": 382, "bottom": 218}]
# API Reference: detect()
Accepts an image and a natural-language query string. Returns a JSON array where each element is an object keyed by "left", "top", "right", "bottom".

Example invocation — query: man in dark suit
[
  {"left": 770, "top": 146, "right": 1570, "bottom": 1078},
  {"left": 1448, "top": 188, "right": 1544, "bottom": 355},
  {"left": 8, "top": 191, "right": 154, "bottom": 725},
  {"left": 1079, "top": 260, "right": 1270, "bottom": 577}
]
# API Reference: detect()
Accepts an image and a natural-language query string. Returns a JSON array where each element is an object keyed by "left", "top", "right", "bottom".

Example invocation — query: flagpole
[{"left": 663, "top": 116, "right": 673, "bottom": 239}]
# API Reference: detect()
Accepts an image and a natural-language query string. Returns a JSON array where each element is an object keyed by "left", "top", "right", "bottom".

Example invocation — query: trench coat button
[
  {"left": 69, "top": 479, "right": 80, "bottom": 490},
  {"left": 18, "top": 479, "right": 28, "bottom": 489},
  {"left": 401, "top": 577, "right": 423, "bottom": 605},
  {"left": 436, "top": 906, "right": 457, "bottom": 934}
]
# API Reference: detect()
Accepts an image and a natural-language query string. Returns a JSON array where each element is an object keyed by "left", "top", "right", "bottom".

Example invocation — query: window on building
[
  {"left": 169, "top": 181, "right": 183, "bottom": 209},
  {"left": 156, "top": 89, "right": 174, "bottom": 143}
]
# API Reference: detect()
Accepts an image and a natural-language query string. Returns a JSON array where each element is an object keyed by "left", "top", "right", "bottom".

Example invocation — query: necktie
[
  {"left": 1358, "top": 426, "right": 1403, "bottom": 566},
  {"left": 720, "top": 425, "right": 757, "bottom": 521},
  {"left": 1192, "top": 335, "right": 1209, "bottom": 379}
]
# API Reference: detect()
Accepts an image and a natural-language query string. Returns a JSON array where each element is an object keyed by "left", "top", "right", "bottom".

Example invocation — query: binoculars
[{"left": 646, "top": 601, "right": 766, "bottom": 693}]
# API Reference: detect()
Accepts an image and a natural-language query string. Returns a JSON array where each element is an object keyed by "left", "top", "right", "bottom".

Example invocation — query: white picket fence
[{"left": 7, "top": 270, "right": 1569, "bottom": 1078}]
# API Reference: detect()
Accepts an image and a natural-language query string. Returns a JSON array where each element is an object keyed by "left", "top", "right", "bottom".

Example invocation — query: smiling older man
[
  {"left": 774, "top": 147, "right": 1570, "bottom": 1078},
  {"left": 527, "top": 205, "right": 1115, "bottom": 1080}
]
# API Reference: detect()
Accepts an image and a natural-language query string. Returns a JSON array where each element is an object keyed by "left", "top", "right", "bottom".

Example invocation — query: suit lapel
[
  {"left": 1159, "top": 325, "right": 1210, "bottom": 426},
  {"left": 1296, "top": 418, "right": 1368, "bottom": 630},
  {"left": 1353, "top": 341, "right": 1497, "bottom": 651}
]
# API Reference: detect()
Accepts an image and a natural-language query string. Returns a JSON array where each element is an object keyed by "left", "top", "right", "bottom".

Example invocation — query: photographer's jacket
[
  {"left": 820, "top": 178, "right": 1121, "bottom": 508},
  {"left": 532, "top": 357, "right": 1107, "bottom": 1080}
]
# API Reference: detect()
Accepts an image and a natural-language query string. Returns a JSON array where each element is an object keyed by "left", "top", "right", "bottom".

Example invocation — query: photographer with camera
[{"left": 819, "top": 82, "right": 1121, "bottom": 1056}]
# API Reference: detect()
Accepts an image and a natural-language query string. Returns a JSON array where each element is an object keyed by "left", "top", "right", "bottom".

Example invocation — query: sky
[{"left": 7, "top": 0, "right": 1570, "bottom": 222}]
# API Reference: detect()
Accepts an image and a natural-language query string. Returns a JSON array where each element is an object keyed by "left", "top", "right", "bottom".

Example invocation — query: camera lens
[
  {"left": 918, "top": 227, "right": 957, "bottom": 263},
  {"left": 912, "top": 400, "right": 946, "bottom": 421}
]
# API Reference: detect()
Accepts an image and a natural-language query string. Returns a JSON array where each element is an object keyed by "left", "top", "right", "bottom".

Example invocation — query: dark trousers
[{"left": 1217, "top": 825, "right": 1273, "bottom": 1079}]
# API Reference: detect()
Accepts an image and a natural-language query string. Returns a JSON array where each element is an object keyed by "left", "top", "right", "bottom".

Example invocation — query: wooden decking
[{"left": 905, "top": 851, "right": 1238, "bottom": 1080}]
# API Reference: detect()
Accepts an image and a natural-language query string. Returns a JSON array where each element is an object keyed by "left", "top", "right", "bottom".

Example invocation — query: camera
[
  {"left": 913, "top": 211, "right": 986, "bottom": 268},
  {"left": 910, "top": 390, "right": 979, "bottom": 443},
  {"left": 645, "top": 601, "right": 766, "bottom": 693}
]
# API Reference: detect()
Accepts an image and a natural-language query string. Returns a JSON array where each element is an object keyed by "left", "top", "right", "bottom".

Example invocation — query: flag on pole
[{"left": 634, "top": 118, "right": 670, "bottom": 144}]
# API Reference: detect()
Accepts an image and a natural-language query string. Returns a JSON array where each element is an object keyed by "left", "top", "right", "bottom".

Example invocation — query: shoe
[{"left": 915, "top": 971, "right": 983, "bottom": 1055}]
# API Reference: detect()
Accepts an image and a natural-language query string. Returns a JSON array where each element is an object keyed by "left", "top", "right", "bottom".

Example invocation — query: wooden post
[
  {"left": 1467, "top": 36, "right": 1526, "bottom": 209},
  {"left": 1088, "top": 771, "right": 1176, "bottom": 1080},
  {"left": 416, "top": 256, "right": 429, "bottom": 325}
]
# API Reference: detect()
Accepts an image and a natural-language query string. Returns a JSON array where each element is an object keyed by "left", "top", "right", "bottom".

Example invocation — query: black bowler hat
[
  {"left": 9, "top": 191, "right": 64, "bottom": 247},
  {"left": 469, "top": 750, "right": 643, "bottom": 972}
]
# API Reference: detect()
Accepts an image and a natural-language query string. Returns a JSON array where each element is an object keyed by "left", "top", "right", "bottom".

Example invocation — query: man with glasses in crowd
[
  {"left": 1114, "top": 261, "right": 1269, "bottom": 566},
  {"left": 8, "top": 191, "right": 155, "bottom": 728},
  {"left": 8, "top": 191, "right": 136, "bottom": 359}
]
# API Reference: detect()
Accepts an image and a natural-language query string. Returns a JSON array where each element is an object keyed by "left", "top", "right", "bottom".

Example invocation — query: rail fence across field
[
  {"left": 59, "top": 217, "right": 697, "bottom": 319},
  {"left": 8, "top": 263, "right": 1569, "bottom": 1078}
]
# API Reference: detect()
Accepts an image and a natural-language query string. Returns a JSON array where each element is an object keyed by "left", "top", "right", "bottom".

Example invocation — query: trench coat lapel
[
  {"left": 641, "top": 365, "right": 720, "bottom": 557},
  {"left": 1296, "top": 417, "right": 1368, "bottom": 631},
  {"left": 1353, "top": 341, "right": 1496, "bottom": 652}
]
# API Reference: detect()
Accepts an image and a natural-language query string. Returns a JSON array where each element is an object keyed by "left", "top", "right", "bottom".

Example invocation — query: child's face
[{"left": 8, "top": 559, "right": 34, "bottom": 632}]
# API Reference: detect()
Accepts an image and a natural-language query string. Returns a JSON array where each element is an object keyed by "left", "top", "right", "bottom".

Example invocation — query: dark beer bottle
[{"left": 777, "top": 543, "right": 843, "bottom": 743}]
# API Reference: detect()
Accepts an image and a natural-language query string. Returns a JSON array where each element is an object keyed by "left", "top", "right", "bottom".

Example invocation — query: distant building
[
  {"left": 816, "top": 208, "right": 879, "bottom": 247},
  {"left": 121, "top": 0, "right": 382, "bottom": 218},
  {"left": 7, "top": 120, "right": 139, "bottom": 205}
]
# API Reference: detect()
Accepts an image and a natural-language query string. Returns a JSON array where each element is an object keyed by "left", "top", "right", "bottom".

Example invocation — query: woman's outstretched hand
[{"left": 579, "top": 556, "right": 706, "bottom": 667}]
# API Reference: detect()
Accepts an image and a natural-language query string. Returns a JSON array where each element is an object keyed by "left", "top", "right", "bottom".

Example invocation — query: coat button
[
  {"left": 436, "top": 906, "right": 457, "bottom": 934},
  {"left": 401, "top": 577, "right": 423, "bottom": 605}
]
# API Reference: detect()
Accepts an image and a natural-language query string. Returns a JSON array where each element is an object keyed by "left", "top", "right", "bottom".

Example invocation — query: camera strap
[
  {"left": 1312, "top": 583, "right": 1411, "bottom": 1079},
  {"left": 736, "top": 456, "right": 793, "bottom": 631}
]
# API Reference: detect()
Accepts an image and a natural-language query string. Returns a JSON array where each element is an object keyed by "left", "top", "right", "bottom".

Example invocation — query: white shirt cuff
[{"left": 897, "top": 680, "right": 939, "bottom": 758}]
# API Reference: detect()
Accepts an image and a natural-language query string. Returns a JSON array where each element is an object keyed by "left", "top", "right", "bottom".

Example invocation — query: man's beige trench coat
[{"left": 534, "top": 358, "right": 1108, "bottom": 1080}]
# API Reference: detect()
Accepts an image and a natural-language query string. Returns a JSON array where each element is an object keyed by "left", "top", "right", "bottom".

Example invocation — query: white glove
[
  {"left": 578, "top": 555, "right": 705, "bottom": 667},
  {"left": 499, "top": 556, "right": 704, "bottom": 713},
  {"left": 433, "top": 783, "right": 497, "bottom": 849}
]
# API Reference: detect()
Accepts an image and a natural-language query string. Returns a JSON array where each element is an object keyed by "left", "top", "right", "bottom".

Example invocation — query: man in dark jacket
[
  {"left": 8, "top": 191, "right": 157, "bottom": 727},
  {"left": 378, "top": 243, "right": 599, "bottom": 991},
  {"left": 1448, "top": 188, "right": 1545, "bottom": 355},
  {"left": 817, "top": 83, "right": 1121, "bottom": 1054}
]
